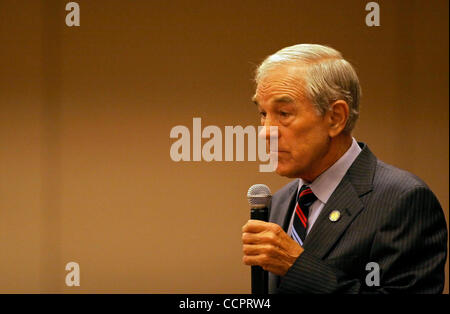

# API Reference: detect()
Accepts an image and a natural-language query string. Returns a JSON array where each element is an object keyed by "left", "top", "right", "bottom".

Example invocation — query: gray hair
[{"left": 255, "top": 44, "right": 361, "bottom": 132}]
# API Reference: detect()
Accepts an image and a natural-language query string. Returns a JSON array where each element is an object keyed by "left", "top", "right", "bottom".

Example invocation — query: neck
[{"left": 302, "top": 134, "right": 353, "bottom": 183}]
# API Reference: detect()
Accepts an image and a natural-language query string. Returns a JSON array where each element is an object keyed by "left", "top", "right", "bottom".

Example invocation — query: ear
[{"left": 327, "top": 100, "right": 349, "bottom": 137}]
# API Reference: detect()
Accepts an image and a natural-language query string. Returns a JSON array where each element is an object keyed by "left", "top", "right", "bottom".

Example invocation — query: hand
[{"left": 241, "top": 219, "right": 304, "bottom": 276}]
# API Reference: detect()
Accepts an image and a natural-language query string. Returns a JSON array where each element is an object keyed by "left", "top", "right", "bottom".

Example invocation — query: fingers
[
  {"left": 241, "top": 244, "right": 293, "bottom": 275},
  {"left": 242, "top": 253, "right": 269, "bottom": 268},
  {"left": 242, "top": 220, "right": 282, "bottom": 234},
  {"left": 242, "top": 230, "right": 278, "bottom": 245},
  {"left": 242, "top": 244, "right": 273, "bottom": 256},
  {"left": 242, "top": 246, "right": 278, "bottom": 269},
  {"left": 242, "top": 220, "right": 283, "bottom": 246},
  {"left": 241, "top": 219, "right": 304, "bottom": 276}
]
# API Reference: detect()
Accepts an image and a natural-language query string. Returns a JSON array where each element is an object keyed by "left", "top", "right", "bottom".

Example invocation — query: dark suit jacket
[{"left": 269, "top": 143, "right": 448, "bottom": 293}]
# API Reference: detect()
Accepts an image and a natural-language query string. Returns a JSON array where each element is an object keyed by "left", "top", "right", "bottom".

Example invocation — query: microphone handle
[{"left": 250, "top": 207, "right": 269, "bottom": 294}]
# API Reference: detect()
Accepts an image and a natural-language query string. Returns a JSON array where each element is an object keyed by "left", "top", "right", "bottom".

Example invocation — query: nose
[
  {"left": 258, "top": 122, "right": 279, "bottom": 158},
  {"left": 258, "top": 126, "right": 270, "bottom": 140},
  {"left": 259, "top": 115, "right": 279, "bottom": 141},
  {"left": 258, "top": 125, "right": 279, "bottom": 143}
]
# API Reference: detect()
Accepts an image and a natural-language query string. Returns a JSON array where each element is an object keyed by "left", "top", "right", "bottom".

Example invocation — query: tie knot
[{"left": 298, "top": 185, "right": 317, "bottom": 207}]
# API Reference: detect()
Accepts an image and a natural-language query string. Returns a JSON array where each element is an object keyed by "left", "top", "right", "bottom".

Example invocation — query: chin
[{"left": 275, "top": 165, "right": 299, "bottom": 178}]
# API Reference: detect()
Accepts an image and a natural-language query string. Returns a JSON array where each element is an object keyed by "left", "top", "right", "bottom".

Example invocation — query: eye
[{"left": 280, "top": 111, "right": 290, "bottom": 117}]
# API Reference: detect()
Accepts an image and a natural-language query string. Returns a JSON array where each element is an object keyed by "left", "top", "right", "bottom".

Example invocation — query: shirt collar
[{"left": 298, "top": 137, "right": 362, "bottom": 204}]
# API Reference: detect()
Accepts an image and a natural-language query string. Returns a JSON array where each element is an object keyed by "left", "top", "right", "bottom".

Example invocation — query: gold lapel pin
[{"left": 329, "top": 210, "right": 341, "bottom": 222}]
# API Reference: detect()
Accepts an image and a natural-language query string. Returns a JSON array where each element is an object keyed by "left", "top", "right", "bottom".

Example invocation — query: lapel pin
[{"left": 329, "top": 210, "right": 341, "bottom": 222}]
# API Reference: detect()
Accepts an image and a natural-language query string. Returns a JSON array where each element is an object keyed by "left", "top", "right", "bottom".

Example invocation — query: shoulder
[
  {"left": 350, "top": 144, "right": 443, "bottom": 222},
  {"left": 368, "top": 159, "right": 444, "bottom": 225},
  {"left": 373, "top": 159, "right": 432, "bottom": 195},
  {"left": 352, "top": 142, "right": 432, "bottom": 196}
]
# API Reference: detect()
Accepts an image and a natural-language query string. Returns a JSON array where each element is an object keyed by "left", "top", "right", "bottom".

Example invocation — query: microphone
[{"left": 247, "top": 184, "right": 272, "bottom": 294}]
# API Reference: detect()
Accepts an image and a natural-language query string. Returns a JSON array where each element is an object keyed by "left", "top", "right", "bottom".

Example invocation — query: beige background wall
[{"left": 0, "top": 0, "right": 448, "bottom": 293}]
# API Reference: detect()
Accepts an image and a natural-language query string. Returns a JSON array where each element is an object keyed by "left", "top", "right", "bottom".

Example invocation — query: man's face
[{"left": 254, "top": 65, "right": 332, "bottom": 180}]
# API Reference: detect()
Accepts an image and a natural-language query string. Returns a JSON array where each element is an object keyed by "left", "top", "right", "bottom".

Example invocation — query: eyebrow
[
  {"left": 273, "top": 96, "right": 295, "bottom": 104},
  {"left": 252, "top": 95, "right": 295, "bottom": 105}
]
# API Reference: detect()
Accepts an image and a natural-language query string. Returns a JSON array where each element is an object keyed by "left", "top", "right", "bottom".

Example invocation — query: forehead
[{"left": 254, "top": 65, "right": 307, "bottom": 104}]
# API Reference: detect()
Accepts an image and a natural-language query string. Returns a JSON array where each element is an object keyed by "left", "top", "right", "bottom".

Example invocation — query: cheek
[{"left": 285, "top": 126, "right": 329, "bottom": 160}]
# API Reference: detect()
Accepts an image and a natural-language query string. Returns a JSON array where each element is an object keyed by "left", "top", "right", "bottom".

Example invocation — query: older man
[{"left": 242, "top": 44, "right": 447, "bottom": 293}]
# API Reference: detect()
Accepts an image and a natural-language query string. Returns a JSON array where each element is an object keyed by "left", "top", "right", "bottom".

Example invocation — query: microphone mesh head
[{"left": 247, "top": 184, "right": 272, "bottom": 208}]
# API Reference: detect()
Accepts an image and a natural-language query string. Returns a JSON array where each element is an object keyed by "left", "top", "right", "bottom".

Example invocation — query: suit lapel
[
  {"left": 302, "top": 143, "right": 377, "bottom": 259},
  {"left": 302, "top": 176, "right": 363, "bottom": 258}
]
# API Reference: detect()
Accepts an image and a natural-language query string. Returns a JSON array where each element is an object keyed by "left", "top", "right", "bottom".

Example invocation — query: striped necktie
[{"left": 291, "top": 185, "right": 317, "bottom": 246}]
